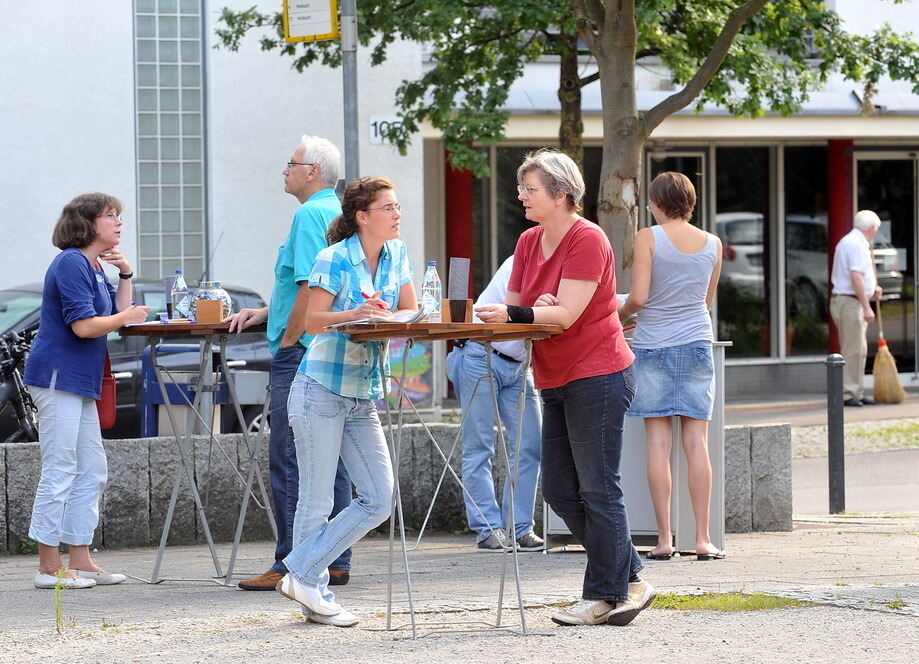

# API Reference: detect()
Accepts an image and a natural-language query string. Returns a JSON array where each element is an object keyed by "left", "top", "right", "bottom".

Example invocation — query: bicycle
[{"left": 0, "top": 323, "right": 39, "bottom": 442}]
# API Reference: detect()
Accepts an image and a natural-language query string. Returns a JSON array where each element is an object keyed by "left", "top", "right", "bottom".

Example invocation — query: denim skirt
[{"left": 626, "top": 340, "right": 715, "bottom": 421}]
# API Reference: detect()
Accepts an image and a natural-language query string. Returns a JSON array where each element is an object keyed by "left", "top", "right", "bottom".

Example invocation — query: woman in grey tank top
[{"left": 618, "top": 172, "right": 724, "bottom": 561}]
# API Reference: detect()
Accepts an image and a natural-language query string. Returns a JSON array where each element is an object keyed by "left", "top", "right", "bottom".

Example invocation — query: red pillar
[
  {"left": 827, "top": 139, "right": 854, "bottom": 354},
  {"left": 443, "top": 154, "right": 474, "bottom": 295}
]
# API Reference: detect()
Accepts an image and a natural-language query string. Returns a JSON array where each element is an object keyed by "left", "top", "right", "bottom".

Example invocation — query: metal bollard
[{"left": 825, "top": 353, "right": 846, "bottom": 514}]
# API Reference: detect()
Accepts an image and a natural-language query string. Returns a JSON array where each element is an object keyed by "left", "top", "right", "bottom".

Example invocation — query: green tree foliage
[{"left": 217, "top": 1, "right": 919, "bottom": 282}]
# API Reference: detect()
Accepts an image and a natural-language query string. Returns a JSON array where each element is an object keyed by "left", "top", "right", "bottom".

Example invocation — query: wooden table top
[
  {"left": 331, "top": 322, "right": 564, "bottom": 342},
  {"left": 119, "top": 321, "right": 267, "bottom": 337}
]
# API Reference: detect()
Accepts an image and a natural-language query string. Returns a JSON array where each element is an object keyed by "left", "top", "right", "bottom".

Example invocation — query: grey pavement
[
  {"left": 2, "top": 396, "right": 917, "bottom": 663},
  {"left": 1, "top": 519, "right": 917, "bottom": 663}
]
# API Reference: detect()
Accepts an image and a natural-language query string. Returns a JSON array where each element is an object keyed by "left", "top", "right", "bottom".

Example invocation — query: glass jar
[{"left": 191, "top": 281, "right": 233, "bottom": 319}]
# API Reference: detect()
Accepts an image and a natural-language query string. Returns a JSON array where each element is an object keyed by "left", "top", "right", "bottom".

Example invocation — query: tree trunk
[
  {"left": 594, "top": 9, "right": 646, "bottom": 292},
  {"left": 558, "top": 32, "right": 584, "bottom": 172}
]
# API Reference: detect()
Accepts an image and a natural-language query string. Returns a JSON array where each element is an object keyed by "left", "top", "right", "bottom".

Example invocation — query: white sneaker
[
  {"left": 606, "top": 580, "right": 657, "bottom": 626},
  {"left": 550, "top": 599, "right": 615, "bottom": 626},
  {"left": 276, "top": 574, "right": 341, "bottom": 616},
  {"left": 305, "top": 606, "right": 361, "bottom": 627},
  {"left": 72, "top": 569, "right": 127, "bottom": 585},
  {"left": 34, "top": 572, "right": 95, "bottom": 589}
]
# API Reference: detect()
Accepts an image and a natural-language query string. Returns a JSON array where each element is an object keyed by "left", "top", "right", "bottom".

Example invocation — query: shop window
[
  {"left": 784, "top": 146, "right": 829, "bottom": 356},
  {"left": 715, "top": 147, "right": 772, "bottom": 357}
]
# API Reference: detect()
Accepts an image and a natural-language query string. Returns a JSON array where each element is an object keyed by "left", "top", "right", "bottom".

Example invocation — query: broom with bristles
[{"left": 873, "top": 295, "right": 907, "bottom": 403}]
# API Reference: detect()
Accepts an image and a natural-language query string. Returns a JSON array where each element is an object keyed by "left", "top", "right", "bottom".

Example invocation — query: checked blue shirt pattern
[{"left": 298, "top": 233, "right": 414, "bottom": 399}]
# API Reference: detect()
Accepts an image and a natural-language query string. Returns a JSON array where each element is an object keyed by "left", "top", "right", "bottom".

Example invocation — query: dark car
[{"left": 0, "top": 280, "right": 272, "bottom": 440}]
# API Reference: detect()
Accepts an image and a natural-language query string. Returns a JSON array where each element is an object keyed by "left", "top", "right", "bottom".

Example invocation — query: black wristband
[
  {"left": 118, "top": 272, "right": 133, "bottom": 280},
  {"left": 506, "top": 305, "right": 534, "bottom": 324}
]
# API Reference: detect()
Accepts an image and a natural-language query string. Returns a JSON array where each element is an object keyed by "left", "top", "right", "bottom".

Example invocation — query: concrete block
[
  {"left": 193, "top": 434, "right": 242, "bottom": 543},
  {"left": 751, "top": 424, "right": 793, "bottom": 532},
  {"left": 5, "top": 443, "right": 41, "bottom": 552},
  {"left": 235, "top": 432, "right": 275, "bottom": 542},
  {"left": 148, "top": 436, "right": 196, "bottom": 545},
  {"left": 101, "top": 438, "right": 151, "bottom": 548},
  {"left": 724, "top": 426, "right": 753, "bottom": 533}
]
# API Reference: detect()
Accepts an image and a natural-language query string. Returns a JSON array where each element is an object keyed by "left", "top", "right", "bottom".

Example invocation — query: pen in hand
[{"left": 361, "top": 291, "right": 388, "bottom": 310}]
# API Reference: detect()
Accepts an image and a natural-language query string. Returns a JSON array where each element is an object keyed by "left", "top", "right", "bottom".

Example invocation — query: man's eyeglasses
[
  {"left": 97, "top": 212, "right": 123, "bottom": 221},
  {"left": 286, "top": 161, "right": 315, "bottom": 168},
  {"left": 366, "top": 203, "right": 402, "bottom": 215},
  {"left": 516, "top": 184, "right": 547, "bottom": 196}
]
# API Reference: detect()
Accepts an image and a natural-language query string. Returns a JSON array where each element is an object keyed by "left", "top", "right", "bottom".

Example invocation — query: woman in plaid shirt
[{"left": 274, "top": 176, "right": 418, "bottom": 627}]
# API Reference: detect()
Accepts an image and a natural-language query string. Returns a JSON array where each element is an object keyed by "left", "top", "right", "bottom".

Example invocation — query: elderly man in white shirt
[{"left": 829, "top": 209, "right": 883, "bottom": 407}]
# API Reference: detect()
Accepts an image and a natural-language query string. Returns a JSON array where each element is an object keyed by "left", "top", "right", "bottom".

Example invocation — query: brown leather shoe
[
  {"left": 237, "top": 569, "right": 284, "bottom": 591},
  {"left": 328, "top": 569, "right": 350, "bottom": 586}
]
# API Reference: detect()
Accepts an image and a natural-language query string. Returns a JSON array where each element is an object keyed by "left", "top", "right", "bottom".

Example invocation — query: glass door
[{"left": 855, "top": 153, "right": 917, "bottom": 376}]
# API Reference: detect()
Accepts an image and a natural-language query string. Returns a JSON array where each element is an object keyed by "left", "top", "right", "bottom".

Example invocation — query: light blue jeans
[
  {"left": 283, "top": 375, "right": 393, "bottom": 598},
  {"left": 29, "top": 385, "right": 108, "bottom": 547},
  {"left": 446, "top": 343, "right": 542, "bottom": 543}
]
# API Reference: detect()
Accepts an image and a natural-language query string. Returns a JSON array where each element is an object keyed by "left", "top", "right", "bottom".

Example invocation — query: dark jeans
[
  {"left": 541, "top": 368, "right": 643, "bottom": 601},
  {"left": 268, "top": 345, "right": 352, "bottom": 574}
]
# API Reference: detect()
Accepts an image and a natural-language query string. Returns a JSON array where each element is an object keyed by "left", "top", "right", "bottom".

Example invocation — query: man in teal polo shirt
[{"left": 226, "top": 135, "right": 353, "bottom": 590}]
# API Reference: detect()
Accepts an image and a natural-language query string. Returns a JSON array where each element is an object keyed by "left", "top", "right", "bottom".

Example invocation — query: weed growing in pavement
[
  {"left": 53, "top": 571, "right": 69, "bottom": 635},
  {"left": 653, "top": 591, "right": 812, "bottom": 611},
  {"left": 849, "top": 420, "right": 919, "bottom": 448},
  {"left": 886, "top": 594, "right": 906, "bottom": 610},
  {"left": 834, "top": 582, "right": 849, "bottom": 586}
]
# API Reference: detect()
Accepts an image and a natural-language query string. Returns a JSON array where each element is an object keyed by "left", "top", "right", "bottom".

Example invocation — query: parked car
[
  {"left": 0, "top": 280, "right": 272, "bottom": 440},
  {"left": 715, "top": 212, "right": 766, "bottom": 297}
]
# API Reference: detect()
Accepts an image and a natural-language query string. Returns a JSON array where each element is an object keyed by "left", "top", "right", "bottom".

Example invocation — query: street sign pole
[{"left": 341, "top": 0, "right": 359, "bottom": 182}]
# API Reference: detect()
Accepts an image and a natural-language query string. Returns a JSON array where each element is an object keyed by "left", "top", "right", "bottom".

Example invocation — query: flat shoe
[
  {"left": 276, "top": 574, "right": 341, "bottom": 616},
  {"left": 696, "top": 549, "right": 726, "bottom": 560},
  {"left": 34, "top": 572, "right": 95, "bottom": 589},
  {"left": 305, "top": 607, "right": 361, "bottom": 627},
  {"left": 72, "top": 569, "right": 127, "bottom": 585},
  {"left": 645, "top": 550, "right": 674, "bottom": 560}
]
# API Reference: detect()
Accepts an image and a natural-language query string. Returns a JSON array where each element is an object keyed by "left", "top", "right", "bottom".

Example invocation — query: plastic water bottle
[
  {"left": 171, "top": 269, "right": 190, "bottom": 318},
  {"left": 421, "top": 261, "right": 442, "bottom": 322}
]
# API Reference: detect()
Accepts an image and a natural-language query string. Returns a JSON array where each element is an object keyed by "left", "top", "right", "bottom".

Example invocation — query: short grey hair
[
  {"left": 516, "top": 148, "right": 585, "bottom": 211},
  {"left": 854, "top": 209, "right": 881, "bottom": 232},
  {"left": 300, "top": 135, "right": 342, "bottom": 188}
]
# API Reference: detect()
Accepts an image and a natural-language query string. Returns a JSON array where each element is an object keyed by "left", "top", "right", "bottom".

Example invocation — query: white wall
[
  {"left": 0, "top": 1, "right": 137, "bottom": 289},
  {"left": 205, "top": 1, "right": 425, "bottom": 302},
  {"left": 0, "top": 1, "right": 426, "bottom": 301},
  {"left": 835, "top": 0, "right": 919, "bottom": 33}
]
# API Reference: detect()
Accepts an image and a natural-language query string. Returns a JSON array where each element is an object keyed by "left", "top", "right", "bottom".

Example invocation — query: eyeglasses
[
  {"left": 366, "top": 203, "right": 402, "bottom": 215},
  {"left": 97, "top": 212, "right": 123, "bottom": 221},
  {"left": 286, "top": 161, "right": 315, "bottom": 168},
  {"left": 516, "top": 184, "right": 547, "bottom": 196}
]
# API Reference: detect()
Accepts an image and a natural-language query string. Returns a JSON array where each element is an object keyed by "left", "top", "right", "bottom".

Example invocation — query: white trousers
[{"left": 28, "top": 386, "right": 108, "bottom": 547}]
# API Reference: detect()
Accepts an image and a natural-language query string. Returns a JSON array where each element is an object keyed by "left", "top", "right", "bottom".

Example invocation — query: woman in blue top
[
  {"left": 275, "top": 177, "right": 417, "bottom": 627},
  {"left": 619, "top": 172, "right": 724, "bottom": 561},
  {"left": 24, "top": 193, "right": 150, "bottom": 589}
]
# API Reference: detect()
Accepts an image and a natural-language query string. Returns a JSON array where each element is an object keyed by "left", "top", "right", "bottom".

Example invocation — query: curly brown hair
[
  {"left": 327, "top": 176, "right": 396, "bottom": 244},
  {"left": 52, "top": 193, "right": 123, "bottom": 249}
]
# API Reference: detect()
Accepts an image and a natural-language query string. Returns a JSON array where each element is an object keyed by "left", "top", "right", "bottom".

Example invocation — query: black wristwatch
[{"left": 118, "top": 272, "right": 134, "bottom": 280}]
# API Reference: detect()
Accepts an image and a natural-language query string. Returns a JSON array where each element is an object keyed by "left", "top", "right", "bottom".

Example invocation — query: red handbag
[{"left": 96, "top": 351, "right": 117, "bottom": 429}]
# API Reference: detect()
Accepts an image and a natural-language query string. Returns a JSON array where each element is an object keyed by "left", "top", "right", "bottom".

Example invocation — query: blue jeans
[
  {"left": 446, "top": 343, "right": 541, "bottom": 542},
  {"left": 283, "top": 376, "right": 393, "bottom": 597},
  {"left": 268, "top": 345, "right": 352, "bottom": 574},
  {"left": 541, "top": 368, "right": 644, "bottom": 601}
]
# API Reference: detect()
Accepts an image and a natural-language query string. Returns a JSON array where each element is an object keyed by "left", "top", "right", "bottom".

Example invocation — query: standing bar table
[
  {"left": 120, "top": 321, "right": 276, "bottom": 584},
  {"left": 336, "top": 321, "right": 562, "bottom": 639}
]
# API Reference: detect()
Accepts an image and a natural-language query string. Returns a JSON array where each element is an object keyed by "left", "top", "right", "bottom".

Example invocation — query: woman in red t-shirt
[{"left": 477, "top": 149, "right": 654, "bottom": 627}]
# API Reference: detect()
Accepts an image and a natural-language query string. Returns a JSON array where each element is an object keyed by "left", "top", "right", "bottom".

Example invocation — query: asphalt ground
[{"left": 1, "top": 394, "right": 916, "bottom": 663}]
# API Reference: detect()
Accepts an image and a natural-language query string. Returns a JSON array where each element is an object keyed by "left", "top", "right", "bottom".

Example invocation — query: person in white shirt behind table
[
  {"left": 829, "top": 210, "right": 883, "bottom": 407},
  {"left": 446, "top": 257, "right": 544, "bottom": 553}
]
